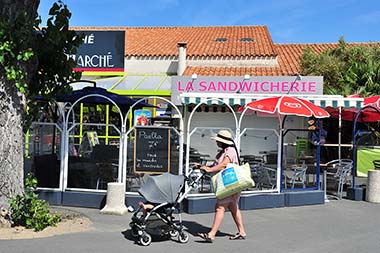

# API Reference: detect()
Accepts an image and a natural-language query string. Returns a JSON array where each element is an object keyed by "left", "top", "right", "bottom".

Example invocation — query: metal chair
[
  {"left": 325, "top": 159, "right": 353, "bottom": 199},
  {"left": 256, "top": 163, "right": 277, "bottom": 190},
  {"left": 285, "top": 163, "right": 308, "bottom": 189}
]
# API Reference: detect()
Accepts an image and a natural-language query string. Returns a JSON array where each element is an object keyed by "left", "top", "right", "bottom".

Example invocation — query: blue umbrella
[
  {"left": 33, "top": 86, "right": 154, "bottom": 108},
  {"left": 56, "top": 86, "right": 153, "bottom": 108}
]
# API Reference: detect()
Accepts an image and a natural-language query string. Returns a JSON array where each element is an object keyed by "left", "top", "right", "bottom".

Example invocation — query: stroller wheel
[
  {"left": 169, "top": 230, "right": 179, "bottom": 238},
  {"left": 178, "top": 231, "right": 189, "bottom": 243},
  {"left": 139, "top": 233, "right": 152, "bottom": 246},
  {"left": 130, "top": 226, "right": 139, "bottom": 238}
]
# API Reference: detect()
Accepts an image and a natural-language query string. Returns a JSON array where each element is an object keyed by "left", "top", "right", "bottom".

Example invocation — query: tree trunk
[
  {"left": 0, "top": 78, "right": 25, "bottom": 208},
  {"left": 0, "top": 0, "right": 40, "bottom": 209}
]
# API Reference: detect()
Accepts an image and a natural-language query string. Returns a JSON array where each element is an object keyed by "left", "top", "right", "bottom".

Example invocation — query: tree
[
  {"left": 0, "top": 0, "right": 82, "bottom": 208},
  {"left": 300, "top": 37, "right": 380, "bottom": 96}
]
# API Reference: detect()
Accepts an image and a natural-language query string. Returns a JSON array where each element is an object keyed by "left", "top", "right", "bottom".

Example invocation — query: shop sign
[
  {"left": 68, "top": 31, "right": 125, "bottom": 75},
  {"left": 171, "top": 76, "right": 323, "bottom": 104}
]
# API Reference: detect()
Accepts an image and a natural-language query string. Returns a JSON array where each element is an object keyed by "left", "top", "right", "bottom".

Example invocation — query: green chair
[{"left": 296, "top": 138, "right": 308, "bottom": 162}]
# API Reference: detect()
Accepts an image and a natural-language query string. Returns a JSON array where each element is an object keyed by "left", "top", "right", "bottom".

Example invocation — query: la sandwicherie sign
[{"left": 171, "top": 76, "right": 323, "bottom": 104}]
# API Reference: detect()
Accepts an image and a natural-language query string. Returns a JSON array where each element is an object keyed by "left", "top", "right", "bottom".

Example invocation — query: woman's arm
[{"left": 201, "top": 156, "right": 231, "bottom": 173}]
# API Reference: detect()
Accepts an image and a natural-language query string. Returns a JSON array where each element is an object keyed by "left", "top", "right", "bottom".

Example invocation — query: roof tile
[
  {"left": 183, "top": 42, "right": 380, "bottom": 76},
  {"left": 73, "top": 26, "right": 276, "bottom": 57},
  {"left": 72, "top": 26, "right": 380, "bottom": 76}
]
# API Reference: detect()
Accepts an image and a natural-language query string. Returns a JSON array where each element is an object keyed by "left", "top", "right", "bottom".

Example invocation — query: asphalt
[{"left": 2, "top": 199, "right": 380, "bottom": 253}]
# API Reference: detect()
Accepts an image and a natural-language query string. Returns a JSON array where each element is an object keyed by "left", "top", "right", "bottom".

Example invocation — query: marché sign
[{"left": 69, "top": 30, "right": 125, "bottom": 75}]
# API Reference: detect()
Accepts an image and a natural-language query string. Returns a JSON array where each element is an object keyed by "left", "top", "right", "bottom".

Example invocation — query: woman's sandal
[
  {"left": 198, "top": 232, "right": 214, "bottom": 243},
  {"left": 229, "top": 233, "right": 246, "bottom": 240}
]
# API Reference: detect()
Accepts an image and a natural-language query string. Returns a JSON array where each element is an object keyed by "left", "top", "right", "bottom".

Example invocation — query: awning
[
  {"left": 111, "top": 75, "right": 171, "bottom": 96},
  {"left": 180, "top": 93, "right": 364, "bottom": 108},
  {"left": 74, "top": 75, "right": 172, "bottom": 96}
]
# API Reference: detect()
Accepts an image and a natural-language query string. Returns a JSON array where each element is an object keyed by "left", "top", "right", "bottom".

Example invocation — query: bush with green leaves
[{"left": 9, "top": 173, "right": 61, "bottom": 231}]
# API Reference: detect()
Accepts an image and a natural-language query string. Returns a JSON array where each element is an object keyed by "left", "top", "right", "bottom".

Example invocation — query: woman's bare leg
[
  {"left": 229, "top": 201, "right": 246, "bottom": 236},
  {"left": 208, "top": 204, "right": 227, "bottom": 238}
]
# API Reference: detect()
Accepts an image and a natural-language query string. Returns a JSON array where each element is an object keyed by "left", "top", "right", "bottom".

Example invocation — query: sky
[{"left": 37, "top": 0, "right": 380, "bottom": 43}]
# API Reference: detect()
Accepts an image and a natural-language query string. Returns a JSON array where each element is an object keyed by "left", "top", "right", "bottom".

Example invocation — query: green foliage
[
  {"left": 300, "top": 37, "right": 380, "bottom": 96},
  {"left": 0, "top": 6, "right": 37, "bottom": 93},
  {"left": 0, "top": 1, "right": 83, "bottom": 130},
  {"left": 9, "top": 173, "right": 61, "bottom": 231},
  {"left": 31, "top": 1, "right": 83, "bottom": 100}
]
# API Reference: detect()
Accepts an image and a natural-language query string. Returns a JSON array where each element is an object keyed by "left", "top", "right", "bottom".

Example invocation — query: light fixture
[
  {"left": 287, "top": 74, "right": 302, "bottom": 94},
  {"left": 237, "top": 74, "right": 250, "bottom": 93},
  {"left": 191, "top": 73, "right": 197, "bottom": 80}
]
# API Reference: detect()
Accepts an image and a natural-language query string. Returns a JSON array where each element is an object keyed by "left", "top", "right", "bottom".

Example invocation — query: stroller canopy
[{"left": 139, "top": 173, "right": 185, "bottom": 204}]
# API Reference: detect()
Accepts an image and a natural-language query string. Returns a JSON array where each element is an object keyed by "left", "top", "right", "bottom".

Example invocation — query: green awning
[
  {"left": 75, "top": 75, "right": 172, "bottom": 96},
  {"left": 180, "top": 93, "right": 364, "bottom": 108}
]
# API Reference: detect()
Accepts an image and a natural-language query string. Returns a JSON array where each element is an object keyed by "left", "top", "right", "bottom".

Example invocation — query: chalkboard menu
[{"left": 134, "top": 127, "right": 170, "bottom": 174}]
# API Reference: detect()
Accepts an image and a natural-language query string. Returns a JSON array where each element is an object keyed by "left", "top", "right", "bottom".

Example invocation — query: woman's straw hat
[{"left": 211, "top": 130, "right": 234, "bottom": 145}]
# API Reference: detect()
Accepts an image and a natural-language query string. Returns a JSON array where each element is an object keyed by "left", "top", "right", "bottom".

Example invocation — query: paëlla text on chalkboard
[{"left": 134, "top": 126, "right": 170, "bottom": 174}]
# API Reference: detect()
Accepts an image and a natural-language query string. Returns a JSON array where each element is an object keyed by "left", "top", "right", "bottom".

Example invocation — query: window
[
  {"left": 215, "top": 37, "right": 228, "bottom": 42},
  {"left": 240, "top": 37, "right": 254, "bottom": 42}
]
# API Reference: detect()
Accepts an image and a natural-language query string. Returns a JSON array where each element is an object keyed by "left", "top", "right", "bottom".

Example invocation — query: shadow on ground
[{"left": 120, "top": 219, "right": 231, "bottom": 245}]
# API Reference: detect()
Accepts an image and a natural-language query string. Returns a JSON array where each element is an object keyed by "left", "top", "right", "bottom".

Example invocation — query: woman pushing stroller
[
  {"left": 198, "top": 130, "right": 247, "bottom": 243},
  {"left": 129, "top": 165, "right": 206, "bottom": 246}
]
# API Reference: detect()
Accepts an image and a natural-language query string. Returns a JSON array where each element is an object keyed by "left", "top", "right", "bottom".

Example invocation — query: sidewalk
[{"left": 2, "top": 199, "right": 380, "bottom": 253}]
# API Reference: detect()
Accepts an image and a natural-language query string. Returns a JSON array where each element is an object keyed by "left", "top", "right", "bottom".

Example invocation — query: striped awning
[{"left": 180, "top": 93, "right": 364, "bottom": 108}]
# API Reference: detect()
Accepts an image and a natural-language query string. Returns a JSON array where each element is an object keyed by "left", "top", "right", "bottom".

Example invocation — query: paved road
[{"left": 2, "top": 199, "right": 380, "bottom": 253}]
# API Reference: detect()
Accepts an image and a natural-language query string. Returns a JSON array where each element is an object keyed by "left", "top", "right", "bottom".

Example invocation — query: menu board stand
[{"left": 134, "top": 126, "right": 170, "bottom": 174}]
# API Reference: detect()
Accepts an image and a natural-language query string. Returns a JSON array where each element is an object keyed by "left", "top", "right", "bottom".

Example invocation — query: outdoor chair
[
  {"left": 295, "top": 138, "right": 308, "bottom": 163},
  {"left": 284, "top": 163, "right": 308, "bottom": 189},
  {"left": 95, "top": 164, "right": 118, "bottom": 190},
  {"left": 325, "top": 159, "right": 353, "bottom": 199},
  {"left": 256, "top": 163, "right": 277, "bottom": 190}
]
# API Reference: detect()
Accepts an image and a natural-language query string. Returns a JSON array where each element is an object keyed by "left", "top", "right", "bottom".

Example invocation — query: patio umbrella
[
  {"left": 239, "top": 95, "right": 330, "bottom": 191},
  {"left": 33, "top": 87, "right": 154, "bottom": 108},
  {"left": 325, "top": 106, "right": 380, "bottom": 122},
  {"left": 364, "top": 95, "right": 380, "bottom": 107},
  {"left": 240, "top": 96, "right": 330, "bottom": 118},
  {"left": 56, "top": 87, "right": 153, "bottom": 107}
]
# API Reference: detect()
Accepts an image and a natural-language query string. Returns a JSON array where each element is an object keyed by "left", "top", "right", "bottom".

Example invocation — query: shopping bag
[{"left": 211, "top": 163, "right": 255, "bottom": 199}]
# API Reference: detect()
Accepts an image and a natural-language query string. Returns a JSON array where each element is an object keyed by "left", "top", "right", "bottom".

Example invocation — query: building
[{"left": 31, "top": 26, "right": 378, "bottom": 212}]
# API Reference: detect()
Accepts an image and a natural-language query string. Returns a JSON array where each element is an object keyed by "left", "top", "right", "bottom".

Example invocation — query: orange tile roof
[
  {"left": 184, "top": 43, "right": 380, "bottom": 76},
  {"left": 72, "top": 26, "right": 380, "bottom": 76},
  {"left": 125, "top": 26, "right": 277, "bottom": 57},
  {"left": 73, "top": 26, "right": 277, "bottom": 57}
]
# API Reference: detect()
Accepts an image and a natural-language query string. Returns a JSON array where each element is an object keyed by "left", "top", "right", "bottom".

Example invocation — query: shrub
[{"left": 9, "top": 173, "right": 61, "bottom": 231}]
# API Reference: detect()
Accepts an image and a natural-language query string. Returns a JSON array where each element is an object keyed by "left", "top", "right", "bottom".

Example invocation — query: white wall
[
  {"left": 125, "top": 57, "right": 177, "bottom": 74},
  {"left": 124, "top": 56, "right": 278, "bottom": 75},
  {"left": 184, "top": 110, "right": 306, "bottom": 160}
]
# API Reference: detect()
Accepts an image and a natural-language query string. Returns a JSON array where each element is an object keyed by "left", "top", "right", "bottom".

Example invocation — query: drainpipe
[{"left": 177, "top": 42, "right": 187, "bottom": 76}]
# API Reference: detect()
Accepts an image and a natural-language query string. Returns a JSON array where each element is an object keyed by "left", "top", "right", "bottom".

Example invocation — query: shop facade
[{"left": 28, "top": 26, "right": 371, "bottom": 212}]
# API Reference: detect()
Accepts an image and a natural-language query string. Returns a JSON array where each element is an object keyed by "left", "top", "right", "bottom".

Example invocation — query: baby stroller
[{"left": 129, "top": 168, "right": 205, "bottom": 246}]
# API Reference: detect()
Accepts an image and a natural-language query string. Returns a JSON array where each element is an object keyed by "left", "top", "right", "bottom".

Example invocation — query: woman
[{"left": 198, "top": 130, "right": 247, "bottom": 243}]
